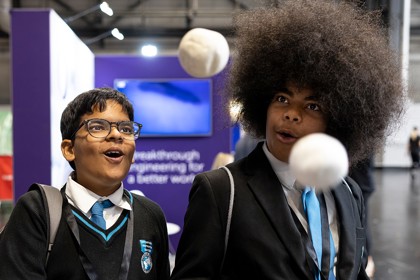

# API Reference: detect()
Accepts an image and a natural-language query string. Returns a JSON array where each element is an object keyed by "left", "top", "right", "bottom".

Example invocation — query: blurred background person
[
  {"left": 211, "top": 152, "right": 234, "bottom": 170},
  {"left": 408, "top": 126, "right": 420, "bottom": 175}
]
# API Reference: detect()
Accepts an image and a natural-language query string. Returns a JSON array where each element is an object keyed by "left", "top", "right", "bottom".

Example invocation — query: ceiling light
[
  {"left": 99, "top": 2, "right": 113, "bottom": 16},
  {"left": 84, "top": 28, "right": 124, "bottom": 45},
  {"left": 65, "top": 2, "right": 113, "bottom": 23},
  {"left": 141, "top": 44, "right": 158, "bottom": 57},
  {"left": 111, "top": 28, "right": 124, "bottom": 40}
]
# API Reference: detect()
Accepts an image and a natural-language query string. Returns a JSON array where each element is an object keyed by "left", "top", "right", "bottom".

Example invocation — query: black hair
[
  {"left": 60, "top": 87, "right": 134, "bottom": 169},
  {"left": 227, "top": 0, "right": 405, "bottom": 165}
]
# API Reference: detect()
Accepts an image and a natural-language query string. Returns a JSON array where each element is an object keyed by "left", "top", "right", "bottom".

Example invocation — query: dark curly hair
[
  {"left": 228, "top": 0, "right": 405, "bottom": 165},
  {"left": 61, "top": 87, "right": 134, "bottom": 141}
]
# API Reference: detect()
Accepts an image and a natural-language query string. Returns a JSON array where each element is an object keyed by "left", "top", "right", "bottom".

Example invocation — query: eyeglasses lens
[{"left": 86, "top": 119, "right": 140, "bottom": 140}]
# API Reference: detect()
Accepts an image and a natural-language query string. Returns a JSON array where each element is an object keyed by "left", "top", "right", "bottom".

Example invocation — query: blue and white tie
[
  {"left": 302, "top": 187, "right": 322, "bottom": 280},
  {"left": 90, "top": 199, "right": 113, "bottom": 230}
]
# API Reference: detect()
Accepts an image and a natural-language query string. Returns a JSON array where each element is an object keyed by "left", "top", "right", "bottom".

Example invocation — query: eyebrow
[
  {"left": 277, "top": 87, "right": 319, "bottom": 101},
  {"left": 305, "top": 95, "right": 319, "bottom": 101}
]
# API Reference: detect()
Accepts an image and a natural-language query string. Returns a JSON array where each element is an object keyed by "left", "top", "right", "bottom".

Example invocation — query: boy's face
[
  {"left": 265, "top": 82, "right": 327, "bottom": 163},
  {"left": 61, "top": 100, "right": 135, "bottom": 196}
]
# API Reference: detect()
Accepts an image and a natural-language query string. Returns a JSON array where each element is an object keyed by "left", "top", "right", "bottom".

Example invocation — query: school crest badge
[{"left": 140, "top": 240, "right": 153, "bottom": 273}]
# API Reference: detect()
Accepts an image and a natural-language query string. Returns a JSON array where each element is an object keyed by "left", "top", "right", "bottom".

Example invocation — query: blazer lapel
[
  {"left": 332, "top": 183, "right": 358, "bottom": 278},
  {"left": 245, "top": 145, "right": 309, "bottom": 276}
]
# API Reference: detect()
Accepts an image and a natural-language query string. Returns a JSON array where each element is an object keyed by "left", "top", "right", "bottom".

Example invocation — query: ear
[{"left": 61, "top": 139, "right": 75, "bottom": 162}]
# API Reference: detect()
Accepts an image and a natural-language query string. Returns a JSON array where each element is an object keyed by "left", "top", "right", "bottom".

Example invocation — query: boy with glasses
[{"left": 0, "top": 87, "right": 170, "bottom": 279}]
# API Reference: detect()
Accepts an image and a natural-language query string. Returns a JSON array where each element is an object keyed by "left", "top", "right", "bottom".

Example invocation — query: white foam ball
[
  {"left": 178, "top": 28, "right": 230, "bottom": 78},
  {"left": 289, "top": 133, "right": 349, "bottom": 190}
]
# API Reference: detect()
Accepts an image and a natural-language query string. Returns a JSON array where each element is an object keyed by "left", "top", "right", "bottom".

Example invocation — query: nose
[
  {"left": 107, "top": 125, "right": 123, "bottom": 140},
  {"left": 284, "top": 108, "right": 302, "bottom": 122}
]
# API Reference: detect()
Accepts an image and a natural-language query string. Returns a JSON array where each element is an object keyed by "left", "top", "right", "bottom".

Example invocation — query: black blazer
[
  {"left": 171, "top": 143, "right": 369, "bottom": 280},
  {"left": 0, "top": 186, "right": 170, "bottom": 279}
]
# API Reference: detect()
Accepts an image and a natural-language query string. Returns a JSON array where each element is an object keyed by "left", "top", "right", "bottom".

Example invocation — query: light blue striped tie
[
  {"left": 302, "top": 187, "right": 322, "bottom": 280},
  {"left": 90, "top": 200, "right": 113, "bottom": 230}
]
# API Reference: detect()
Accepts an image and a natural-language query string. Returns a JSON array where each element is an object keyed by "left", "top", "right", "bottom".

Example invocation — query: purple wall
[
  {"left": 11, "top": 10, "right": 52, "bottom": 200},
  {"left": 12, "top": 9, "right": 95, "bottom": 200},
  {"left": 95, "top": 55, "right": 232, "bottom": 249}
]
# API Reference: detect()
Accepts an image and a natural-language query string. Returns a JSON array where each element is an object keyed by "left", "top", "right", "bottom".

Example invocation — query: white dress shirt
[{"left": 65, "top": 172, "right": 132, "bottom": 229}]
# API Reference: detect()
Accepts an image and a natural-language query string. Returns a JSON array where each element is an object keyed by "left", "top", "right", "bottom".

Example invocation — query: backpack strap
[
  {"left": 341, "top": 176, "right": 368, "bottom": 268},
  {"left": 29, "top": 183, "right": 63, "bottom": 265},
  {"left": 341, "top": 177, "right": 364, "bottom": 227},
  {"left": 219, "top": 166, "right": 235, "bottom": 273}
]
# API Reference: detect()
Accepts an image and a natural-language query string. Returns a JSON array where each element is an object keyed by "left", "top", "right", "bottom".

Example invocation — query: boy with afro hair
[{"left": 171, "top": 0, "right": 404, "bottom": 279}]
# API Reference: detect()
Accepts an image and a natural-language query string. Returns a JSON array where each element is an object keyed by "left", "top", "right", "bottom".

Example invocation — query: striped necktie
[
  {"left": 302, "top": 187, "right": 322, "bottom": 280},
  {"left": 90, "top": 199, "right": 114, "bottom": 230},
  {"left": 302, "top": 188, "right": 336, "bottom": 280}
]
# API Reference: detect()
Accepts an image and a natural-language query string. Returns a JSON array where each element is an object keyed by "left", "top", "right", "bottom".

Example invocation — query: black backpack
[{"left": 27, "top": 184, "right": 63, "bottom": 264}]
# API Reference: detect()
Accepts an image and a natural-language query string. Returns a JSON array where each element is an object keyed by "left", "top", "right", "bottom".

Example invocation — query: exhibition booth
[
  {"left": 11, "top": 9, "right": 232, "bottom": 249},
  {"left": 9, "top": 8, "right": 420, "bottom": 251}
]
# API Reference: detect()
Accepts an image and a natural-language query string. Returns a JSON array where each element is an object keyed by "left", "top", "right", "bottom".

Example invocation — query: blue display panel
[{"left": 115, "top": 79, "right": 212, "bottom": 137}]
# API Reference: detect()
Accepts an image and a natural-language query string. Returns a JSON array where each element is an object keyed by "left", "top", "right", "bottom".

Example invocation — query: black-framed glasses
[{"left": 72, "top": 118, "right": 142, "bottom": 140}]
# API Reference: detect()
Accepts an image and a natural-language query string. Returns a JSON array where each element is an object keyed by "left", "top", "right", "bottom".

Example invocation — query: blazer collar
[
  {"left": 244, "top": 143, "right": 311, "bottom": 277},
  {"left": 244, "top": 144, "right": 362, "bottom": 278}
]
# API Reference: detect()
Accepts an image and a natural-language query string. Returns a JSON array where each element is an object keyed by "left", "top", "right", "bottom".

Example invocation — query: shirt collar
[
  {"left": 65, "top": 172, "right": 132, "bottom": 214},
  {"left": 262, "top": 142, "right": 296, "bottom": 190}
]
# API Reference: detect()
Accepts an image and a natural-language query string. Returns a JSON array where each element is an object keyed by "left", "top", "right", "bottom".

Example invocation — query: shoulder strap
[
  {"left": 219, "top": 166, "right": 235, "bottom": 271},
  {"left": 29, "top": 183, "right": 63, "bottom": 265},
  {"left": 341, "top": 177, "right": 363, "bottom": 224},
  {"left": 341, "top": 177, "right": 368, "bottom": 267}
]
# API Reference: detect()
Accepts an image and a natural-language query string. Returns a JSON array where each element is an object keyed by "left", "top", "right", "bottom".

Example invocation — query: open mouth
[
  {"left": 280, "top": 132, "right": 294, "bottom": 138},
  {"left": 105, "top": 150, "right": 123, "bottom": 158},
  {"left": 277, "top": 130, "right": 298, "bottom": 144}
]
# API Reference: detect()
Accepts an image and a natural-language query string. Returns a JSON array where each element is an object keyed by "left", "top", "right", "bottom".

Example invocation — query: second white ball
[{"left": 289, "top": 133, "right": 349, "bottom": 190}]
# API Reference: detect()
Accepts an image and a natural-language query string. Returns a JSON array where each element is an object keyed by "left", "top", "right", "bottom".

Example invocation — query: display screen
[{"left": 114, "top": 79, "right": 212, "bottom": 137}]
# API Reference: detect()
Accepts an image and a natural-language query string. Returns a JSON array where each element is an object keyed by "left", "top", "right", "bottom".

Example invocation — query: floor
[{"left": 368, "top": 168, "right": 420, "bottom": 279}]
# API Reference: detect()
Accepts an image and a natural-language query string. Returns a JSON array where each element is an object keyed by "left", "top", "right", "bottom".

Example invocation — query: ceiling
[
  {"left": 2, "top": 0, "right": 419, "bottom": 55},
  {"left": 0, "top": 0, "right": 279, "bottom": 55}
]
